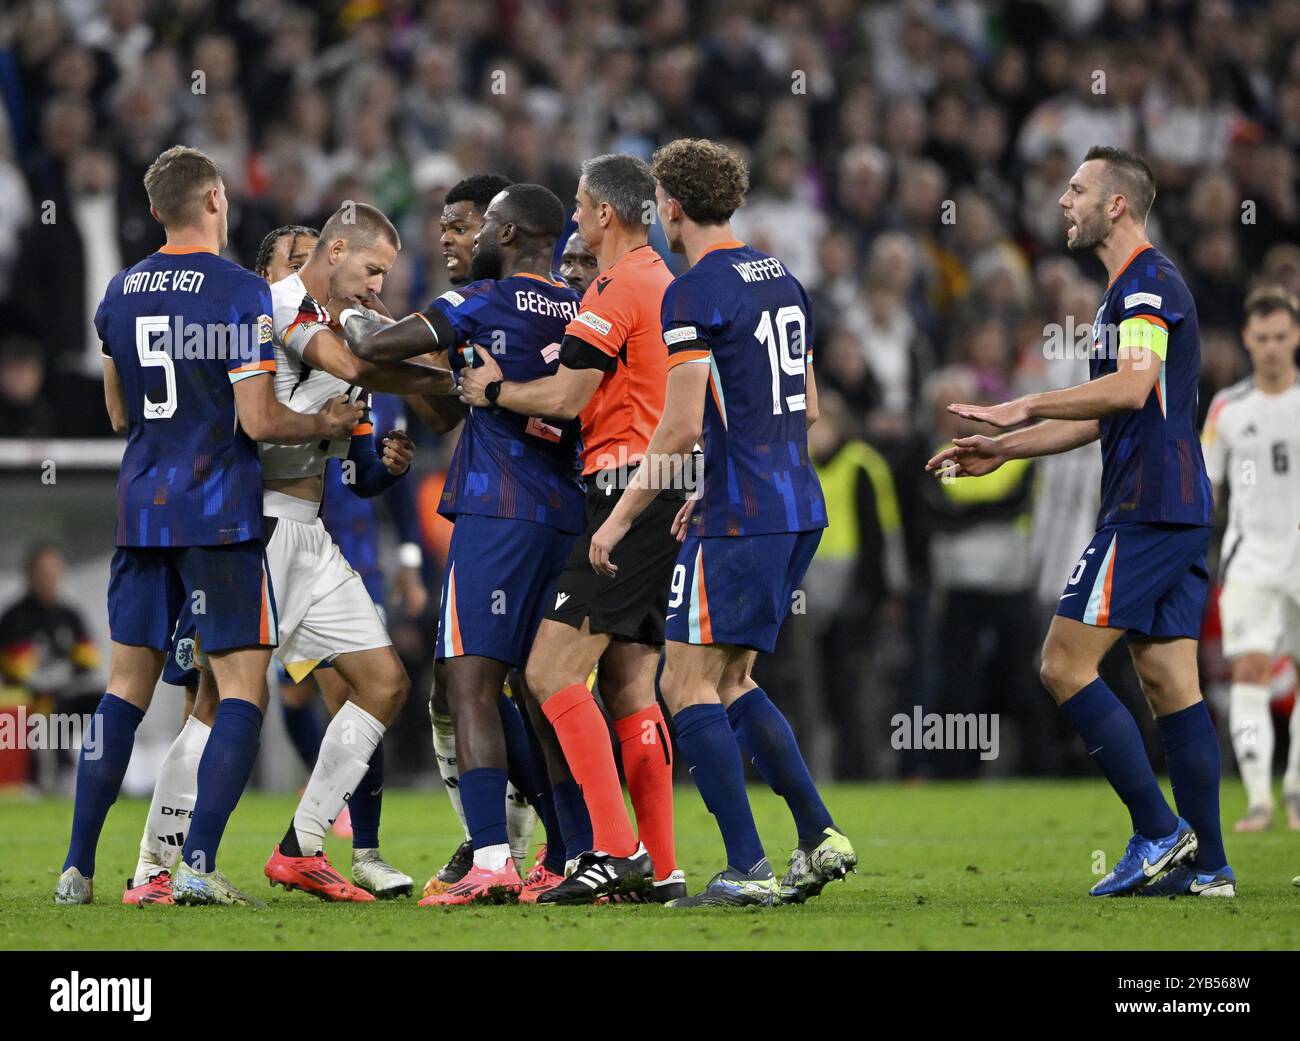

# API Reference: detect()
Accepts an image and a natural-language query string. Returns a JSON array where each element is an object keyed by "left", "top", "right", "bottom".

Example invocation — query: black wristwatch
[{"left": 485, "top": 379, "right": 503, "bottom": 404}]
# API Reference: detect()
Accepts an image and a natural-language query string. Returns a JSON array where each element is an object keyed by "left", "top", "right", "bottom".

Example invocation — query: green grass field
[{"left": 3, "top": 779, "right": 1298, "bottom": 950}]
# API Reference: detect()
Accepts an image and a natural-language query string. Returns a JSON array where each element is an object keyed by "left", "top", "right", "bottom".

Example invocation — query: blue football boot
[
  {"left": 1138, "top": 863, "right": 1236, "bottom": 898},
  {"left": 1089, "top": 818, "right": 1197, "bottom": 896}
]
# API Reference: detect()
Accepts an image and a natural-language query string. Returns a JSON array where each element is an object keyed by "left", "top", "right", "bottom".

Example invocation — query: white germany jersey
[
  {"left": 261, "top": 272, "right": 362, "bottom": 482},
  {"left": 1201, "top": 376, "right": 1300, "bottom": 592}
]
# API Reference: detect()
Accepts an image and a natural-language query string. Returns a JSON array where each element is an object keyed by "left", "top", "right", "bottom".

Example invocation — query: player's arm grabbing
[
  {"left": 338, "top": 305, "right": 455, "bottom": 363},
  {"left": 457, "top": 341, "right": 604, "bottom": 419},
  {"left": 233, "top": 374, "right": 361, "bottom": 444},
  {"left": 589, "top": 361, "right": 707, "bottom": 575},
  {"left": 303, "top": 321, "right": 453, "bottom": 396}
]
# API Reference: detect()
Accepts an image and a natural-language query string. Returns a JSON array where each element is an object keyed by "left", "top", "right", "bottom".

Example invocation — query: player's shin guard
[
  {"left": 614, "top": 703, "right": 677, "bottom": 879},
  {"left": 182, "top": 698, "right": 263, "bottom": 872},
  {"left": 542, "top": 683, "right": 638, "bottom": 857},
  {"left": 726, "top": 687, "right": 834, "bottom": 848},
  {"left": 506, "top": 783, "right": 537, "bottom": 867},
  {"left": 348, "top": 742, "right": 383, "bottom": 850},
  {"left": 1159, "top": 701, "right": 1228, "bottom": 871},
  {"left": 135, "top": 714, "right": 209, "bottom": 882},
  {"left": 673, "top": 703, "right": 767, "bottom": 874},
  {"left": 63, "top": 693, "right": 145, "bottom": 877},
  {"left": 287, "top": 701, "right": 385, "bottom": 857},
  {"left": 499, "top": 692, "right": 539, "bottom": 862},
  {"left": 1228, "top": 683, "right": 1274, "bottom": 811},
  {"left": 1060, "top": 678, "right": 1178, "bottom": 839},
  {"left": 431, "top": 707, "right": 470, "bottom": 840}
]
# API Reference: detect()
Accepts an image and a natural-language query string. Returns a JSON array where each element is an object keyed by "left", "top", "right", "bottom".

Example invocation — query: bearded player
[{"left": 928, "top": 146, "right": 1233, "bottom": 898}]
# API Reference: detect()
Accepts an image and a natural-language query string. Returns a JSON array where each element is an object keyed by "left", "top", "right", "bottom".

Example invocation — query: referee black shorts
[{"left": 544, "top": 467, "right": 685, "bottom": 646}]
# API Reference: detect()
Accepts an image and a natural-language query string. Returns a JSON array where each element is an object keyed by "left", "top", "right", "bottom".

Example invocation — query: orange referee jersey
[{"left": 564, "top": 244, "right": 673, "bottom": 476}]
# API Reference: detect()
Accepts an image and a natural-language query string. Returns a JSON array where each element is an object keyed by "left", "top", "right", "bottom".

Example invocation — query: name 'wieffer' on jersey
[{"left": 732, "top": 257, "right": 786, "bottom": 282}]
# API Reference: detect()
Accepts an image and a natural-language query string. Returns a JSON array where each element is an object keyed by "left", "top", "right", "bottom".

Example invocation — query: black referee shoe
[{"left": 535, "top": 845, "right": 653, "bottom": 905}]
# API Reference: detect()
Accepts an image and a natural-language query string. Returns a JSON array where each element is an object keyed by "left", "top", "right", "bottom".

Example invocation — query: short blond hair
[{"left": 144, "top": 146, "right": 222, "bottom": 227}]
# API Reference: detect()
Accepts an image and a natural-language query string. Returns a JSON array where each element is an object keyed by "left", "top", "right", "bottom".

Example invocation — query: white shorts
[
  {"left": 1218, "top": 582, "right": 1300, "bottom": 661},
  {"left": 265, "top": 492, "right": 390, "bottom": 681}
]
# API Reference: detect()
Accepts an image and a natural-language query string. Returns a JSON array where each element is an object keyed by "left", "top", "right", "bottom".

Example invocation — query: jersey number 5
[
  {"left": 754, "top": 306, "right": 807, "bottom": 415},
  {"left": 136, "top": 315, "right": 177, "bottom": 419}
]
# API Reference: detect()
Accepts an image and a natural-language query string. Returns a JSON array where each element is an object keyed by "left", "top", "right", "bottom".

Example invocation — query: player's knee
[
  {"left": 1039, "top": 650, "right": 1089, "bottom": 702},
  {"left": 525, "top": 659, "right": 563, "bottom": 702},
  {"left": 371, "top": 664, "right": 410, "bottom": 719}
]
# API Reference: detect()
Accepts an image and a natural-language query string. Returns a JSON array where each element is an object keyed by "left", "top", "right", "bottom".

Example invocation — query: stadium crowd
[{"left": 1, "top": 0, "right": 1298, "bottom": 781}]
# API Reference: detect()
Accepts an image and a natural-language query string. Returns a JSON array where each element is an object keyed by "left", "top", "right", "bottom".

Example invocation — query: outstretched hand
[
  {"left": 946, "top": 398, "right": 1031, "bottom": 429},
  {"left": 925, "top": 435, "right": 1006, "bottom": 479}
]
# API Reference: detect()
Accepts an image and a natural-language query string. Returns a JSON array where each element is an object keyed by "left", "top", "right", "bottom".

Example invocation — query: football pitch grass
[{"left": 3, "top": 779, "right": 1298, "bottom": 950}]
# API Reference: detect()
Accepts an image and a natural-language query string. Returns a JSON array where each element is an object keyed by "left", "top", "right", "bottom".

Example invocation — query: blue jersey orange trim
[
  {"left": 698, "top": 239, "right": 747, "bottom": 258},
  {"left": 1108, "top": 243, "right": 1154, "bottom": 287}
]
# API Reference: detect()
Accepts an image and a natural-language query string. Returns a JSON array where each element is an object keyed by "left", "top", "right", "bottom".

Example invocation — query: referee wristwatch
[{"left": 484, "top": 379, "right": 503, "bottom": 404}]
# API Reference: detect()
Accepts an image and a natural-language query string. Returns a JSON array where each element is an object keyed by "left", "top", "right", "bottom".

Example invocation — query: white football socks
[
  {"left": 134, "top": 714, "right": 210, "bottom": 883},
  {"left": 506, "top": 781, "right": 538, "bottom": 869},
  {"left": 431, "top": 709, "right": 470, "bottom": 841},
  {"left": 1229, "top": 682, "right": 1274, "bottom": 810},
  {"left": 472, "top": 843, "right": 512, "bottom": 872},
  {"left": 292, "top": 701, "right": 386, "bottom": 856}
]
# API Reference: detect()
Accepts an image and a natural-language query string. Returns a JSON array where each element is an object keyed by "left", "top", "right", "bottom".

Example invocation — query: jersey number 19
[{"left": 754, "top": 306, "right": 807, "bottom": 416}]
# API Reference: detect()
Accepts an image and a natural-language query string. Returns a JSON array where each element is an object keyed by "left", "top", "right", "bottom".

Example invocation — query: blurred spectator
[
  {"left": 0, "top": 335, "right": 56, "bottom": 438},
  {"left": 0, "top": 543, "right": 102, "bottom": 790},
  {"left": 918, "top": 367, "right": 1048, "bottom": 777}
]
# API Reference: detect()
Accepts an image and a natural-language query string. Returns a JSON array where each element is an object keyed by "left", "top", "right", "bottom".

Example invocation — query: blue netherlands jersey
[
  {"left": 429, "top": 274, "right": 586, "bottom": 533},
  {"left": 662, "top": 241, "right": 827, "bottom": 537},
  {"left": 1090, "top": 245, "right": 1213, "bottom": 529},
  {"left": 95, "top": 248, "right": 276, "bottom": 547}
]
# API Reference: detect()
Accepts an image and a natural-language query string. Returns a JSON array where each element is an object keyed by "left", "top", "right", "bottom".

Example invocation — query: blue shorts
[
  {"left": 436, "top": 515, "right": 574, "bottom": 668},
  {"left": 1056, "top": 523, "right": 1211, "bottom": 639},
  {"left": 665, "top": 530, "right": 822, "bottom": 653},
  {"left": 109, "top": 542, "right": 277, "bottom": 656}
]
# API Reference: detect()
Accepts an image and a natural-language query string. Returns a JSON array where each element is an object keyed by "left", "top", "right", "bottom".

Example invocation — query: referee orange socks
[
  {"left": 614, "top": 703, "right": 677, "bottom": 880},
  {"left": 542, "top": 683, "right": 638, "bottom": 858}
]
